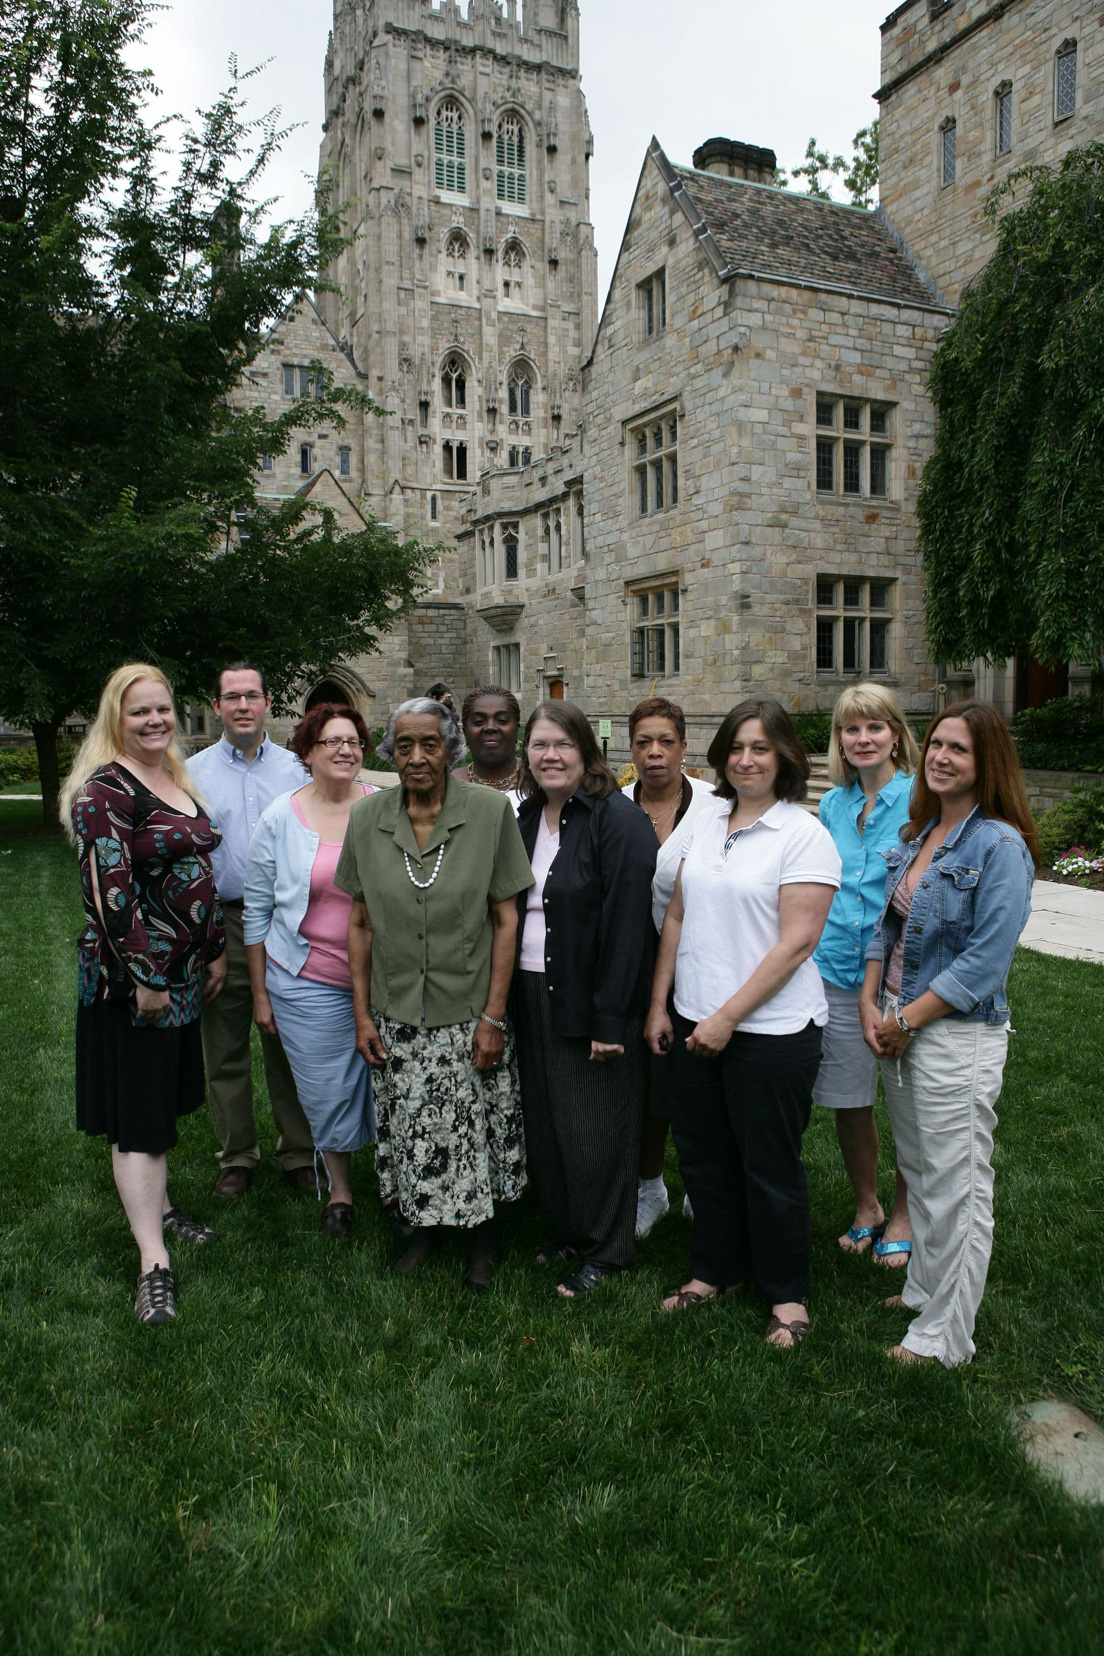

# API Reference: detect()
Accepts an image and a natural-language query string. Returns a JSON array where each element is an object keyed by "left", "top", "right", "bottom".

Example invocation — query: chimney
[{"left": 692, "top": 138, "right": 777, "bottom": 186}]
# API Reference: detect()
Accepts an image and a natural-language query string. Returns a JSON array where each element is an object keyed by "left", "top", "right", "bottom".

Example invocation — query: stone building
[
  {"left": 226, "top": 0, "right": 1101, "bottom": 752},
  {"left": 878, "top": 0, "right": 1102, "bottom": 306},
  {"left": 316, "top": 0, "right": 596, "bottom": 560},
  {"left": 464, "top": 138, "right": 952, "bottom": 762},
  {"left": 877, "top": 0, "right": 1104, "bottom": 713}
]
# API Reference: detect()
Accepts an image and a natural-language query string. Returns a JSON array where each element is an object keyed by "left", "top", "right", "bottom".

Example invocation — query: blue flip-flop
[
  {"left": 840, "top": 1221, "right": 887, "bottom": 1253},
  {"left": 873, "top": 1238, "right": 913, "bottom": 1265}
]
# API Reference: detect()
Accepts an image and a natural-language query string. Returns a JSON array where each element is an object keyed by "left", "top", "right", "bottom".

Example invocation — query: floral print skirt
[{"left": 374, "top": 1015, "right": 527, "bottom": 1229}]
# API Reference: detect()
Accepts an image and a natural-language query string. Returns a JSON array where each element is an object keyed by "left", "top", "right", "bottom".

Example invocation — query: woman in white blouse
[{"left": 646, "top": 699, "right": 841, "bottom": 1347}]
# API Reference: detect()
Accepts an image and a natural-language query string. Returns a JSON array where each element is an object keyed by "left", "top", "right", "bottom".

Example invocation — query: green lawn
[{"left": 2, "top": 796, "right": 1102, "bottom": 1656}]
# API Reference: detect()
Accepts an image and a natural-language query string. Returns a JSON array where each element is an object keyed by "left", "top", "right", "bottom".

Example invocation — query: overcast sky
[{"left": 137, "top": 0, "right": 891, "bottom": 297}]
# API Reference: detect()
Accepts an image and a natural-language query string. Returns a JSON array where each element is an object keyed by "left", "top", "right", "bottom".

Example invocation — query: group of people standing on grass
[{"left": 62, "top": 659, "right": 1039, "bottom": 1369}]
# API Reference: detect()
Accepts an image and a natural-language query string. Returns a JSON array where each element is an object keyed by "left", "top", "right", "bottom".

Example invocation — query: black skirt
[{"left": 75, "top": 999, "right": 205, "bottom": 1154}]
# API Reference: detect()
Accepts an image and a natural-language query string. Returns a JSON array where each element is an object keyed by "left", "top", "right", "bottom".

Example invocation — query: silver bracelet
[
  {"left": 894, "top": 1007, "right": 914, "bottom": 1035},
  {"left": 480, "top": 1011, "right": 507, "bottom": 1032}
]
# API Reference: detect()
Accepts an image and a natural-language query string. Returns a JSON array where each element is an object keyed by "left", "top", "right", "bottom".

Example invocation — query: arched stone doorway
[{"left": 303, "top": 667, "right": 374, "bottom": 720}]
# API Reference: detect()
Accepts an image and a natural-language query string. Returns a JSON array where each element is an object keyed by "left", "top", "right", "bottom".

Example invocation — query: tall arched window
[
  {"left": 444, "top": 231, "right": 469, "bottom": 294},
  {"left": 501, "top": 240, "right": 526, "bottom": 304},
  {"left": 496, "top": 113, "right": 527, "bottom": 204},
  {"left": 507, "top": 364, "right": 532, "bottom": 418},
  {"left": 441, "top": 355, "right": 467, "bottom": 410},
  {"left": 434, "top": 100, "right": 467, "bottom": 194}
]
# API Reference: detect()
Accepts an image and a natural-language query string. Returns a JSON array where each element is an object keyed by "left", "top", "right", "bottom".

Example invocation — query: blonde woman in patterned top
[{"left": 61, "top": 664, "right": 227, "bottom": 1327}]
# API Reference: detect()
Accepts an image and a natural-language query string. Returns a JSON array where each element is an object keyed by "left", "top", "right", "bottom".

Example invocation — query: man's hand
[{"left": 203, "top": 956, "right": 228, "bottom": 1003}]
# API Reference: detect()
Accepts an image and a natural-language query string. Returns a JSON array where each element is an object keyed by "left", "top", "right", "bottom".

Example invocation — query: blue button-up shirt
[
  {"left": 186, "top": 735, "right": 309, "bottom": 902},
  {"left": 813, "top": 771, "right": 914, "bottom": 991}
]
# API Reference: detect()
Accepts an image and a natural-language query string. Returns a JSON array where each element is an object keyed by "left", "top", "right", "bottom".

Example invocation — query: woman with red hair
[
  {"left": 860, "top": 701, "right": 1038, "bottom": 1367},
  {"left": 244, "top": 703, "right": 378, "bottom": 1238}
]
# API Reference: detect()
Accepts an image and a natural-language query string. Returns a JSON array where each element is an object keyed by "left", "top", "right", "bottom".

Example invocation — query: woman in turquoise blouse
[{"left": 813, "top": 685, "right": 919, "bottom": 1265}]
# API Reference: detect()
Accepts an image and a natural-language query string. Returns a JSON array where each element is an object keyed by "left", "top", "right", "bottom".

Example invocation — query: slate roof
[{"left": 666, "top": 156, "right": 945, "bottom": 311}]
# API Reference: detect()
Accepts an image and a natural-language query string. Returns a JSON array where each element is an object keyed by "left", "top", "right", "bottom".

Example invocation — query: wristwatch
[{"left": 894, "top": 1007, "right": 914, "bottom": 1035}]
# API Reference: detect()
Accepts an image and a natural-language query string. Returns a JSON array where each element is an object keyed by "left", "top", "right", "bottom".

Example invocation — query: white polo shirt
[{"left": 674, "top": 797, "right": 841, "bottom": 1035}]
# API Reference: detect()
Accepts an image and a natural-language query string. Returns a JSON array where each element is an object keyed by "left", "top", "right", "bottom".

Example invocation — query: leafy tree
[
  {"left": 789, "top": 123, "right": 879, "bottom": 209},
  {"left": 0, "top": 2, "right": 432, "bottom": 827},
  {"left": 791, "top": 137, "right": 846, "bottom": 201},
  {"left": 842, "top": 123, "right": 879, "bottom": 211},
  {"left": 917, "top": 145, "right": 1104, "bottom": 669}
]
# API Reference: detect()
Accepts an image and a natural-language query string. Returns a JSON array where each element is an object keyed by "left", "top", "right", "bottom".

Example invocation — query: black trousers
[
  {"left": 668, "top": 1013, "right": 822, "bottom": 1303},
  {"left": 514, "top": 972, "right": 644, "bottom": 1271}
]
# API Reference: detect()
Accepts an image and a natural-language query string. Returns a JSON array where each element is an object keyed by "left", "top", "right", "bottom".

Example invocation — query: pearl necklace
[
  {"left": 404, "top": 844, "right": 445, "bottom": 888},
  {"left": 467, "top": 762, "right": 520, "bottom": 793}
]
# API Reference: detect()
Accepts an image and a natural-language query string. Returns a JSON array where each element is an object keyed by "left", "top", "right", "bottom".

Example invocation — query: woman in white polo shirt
[{"left": 645, "top": 699, "right": 841, "bottom": 1347}]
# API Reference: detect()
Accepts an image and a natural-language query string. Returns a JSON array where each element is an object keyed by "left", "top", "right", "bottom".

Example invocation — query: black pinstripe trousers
[{"left": 514, "top": 971, "right": 644, "bottom": 1271}]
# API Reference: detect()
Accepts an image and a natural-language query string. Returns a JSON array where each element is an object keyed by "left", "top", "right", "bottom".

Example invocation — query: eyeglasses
[
  {"left": 218, "top": 690, "right": 266, "bottom": 706},
  {"left": 529, "top": 739, "right": 578, "bottom": 756},
  {"left": 317, "top": 736, "right": 364, "bottom": 751}
]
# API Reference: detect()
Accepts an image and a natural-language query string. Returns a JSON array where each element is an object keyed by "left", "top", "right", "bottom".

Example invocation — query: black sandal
[
  {"left": 536, "top": 1240, "right": 578, "bottom": 1266},
  {"left": 557, "top": 1259, "right": 616, "bottom": 1298}
]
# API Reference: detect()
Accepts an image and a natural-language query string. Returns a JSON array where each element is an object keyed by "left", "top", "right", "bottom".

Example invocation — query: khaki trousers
[{"left": 202, "top": 905, "right": 315, "bottom": 1172}]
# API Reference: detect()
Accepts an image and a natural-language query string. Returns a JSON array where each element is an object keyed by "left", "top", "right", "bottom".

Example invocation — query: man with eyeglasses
[{"left": 187, "top": 662, "right": 316, "bottom": 1196}]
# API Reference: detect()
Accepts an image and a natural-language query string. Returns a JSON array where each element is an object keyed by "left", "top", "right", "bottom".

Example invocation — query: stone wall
[
  {"left": 1023, "top": 768, "right": 1104, "bottom": 814},
  {"left": 878, "top": 0, "right": 1104, "bottom": 304}
]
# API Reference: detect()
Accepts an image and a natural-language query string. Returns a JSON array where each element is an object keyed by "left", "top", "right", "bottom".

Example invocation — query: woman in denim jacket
[{"left": 859, "top": 701, "right": 1038, "bottom": 1368}]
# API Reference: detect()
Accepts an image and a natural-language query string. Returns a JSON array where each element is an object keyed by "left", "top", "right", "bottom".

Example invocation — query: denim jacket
[{"left": 865, "top": 808, "right": 1033, "bottom": 1025}]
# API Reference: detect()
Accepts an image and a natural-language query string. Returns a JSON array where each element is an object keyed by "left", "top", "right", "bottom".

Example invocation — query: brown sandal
[
  {"left": 765, "top": 1299, "right": 810, "bottom": 1348},
  {"left": 661, "top": 1281, "right": 743, "bottom": 1311},
  {"left": 663, "top": 1286, "right": 719, "bottom": 1311}
]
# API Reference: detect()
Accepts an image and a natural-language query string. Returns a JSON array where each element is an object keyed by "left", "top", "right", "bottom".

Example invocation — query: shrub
[
  {"left": 0, "top": 748, "right": 40, "bottom": 787},
  {"left": 1034, "top": 782, "right": 1104, "bottom": 865},
  {"left": 789, "top": 711, "right": 833, "bottom": 755},
  {"left": 1012, "top": 698, "right": 1104, "bottom": 773}
]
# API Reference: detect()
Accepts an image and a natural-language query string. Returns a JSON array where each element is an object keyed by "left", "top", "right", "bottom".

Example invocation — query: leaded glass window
[
  {"left": 496, "top": 114, "right": 527, "bottom": 204},
  {"left": 434, "top": 100, "right": 467, "bottom": 194}
]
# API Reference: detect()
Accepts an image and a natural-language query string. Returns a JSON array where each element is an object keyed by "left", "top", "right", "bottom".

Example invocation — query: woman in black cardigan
[{"left": 514, "top": 701, "right": 657, "bottom": 1297}]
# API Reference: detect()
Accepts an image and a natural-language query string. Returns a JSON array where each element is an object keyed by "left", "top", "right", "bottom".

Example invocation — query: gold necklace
[
  {"left": 467, "top": 762, "right": 520, "bottom": 793},
  {"left": 640, "top": 792, "right": 682, "bottom": 836}
]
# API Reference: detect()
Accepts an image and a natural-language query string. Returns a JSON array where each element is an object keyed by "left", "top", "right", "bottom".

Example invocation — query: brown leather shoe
[
  {"left": 214, "top": 1166, "right": 253, "bottom": 1197},
  {"left": 283, "top": 1165, "right": 319, "bottom": 1194}
]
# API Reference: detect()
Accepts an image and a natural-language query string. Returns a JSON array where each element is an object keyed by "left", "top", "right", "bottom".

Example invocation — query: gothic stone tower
[{"left": 318, "top": 0, "right": 597, "bottom": 586}]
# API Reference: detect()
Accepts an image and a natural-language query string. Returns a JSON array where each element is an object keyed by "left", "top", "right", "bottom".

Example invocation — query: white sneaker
[
  {"left": 682, "top": 1194, "right": 694, "bottom": 1221},
  {"left": 635, "top": 1183, "right": 670, "bottom": 1239}
]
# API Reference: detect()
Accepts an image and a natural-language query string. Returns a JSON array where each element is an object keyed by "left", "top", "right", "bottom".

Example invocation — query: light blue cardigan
[{"left": 243, "top": 788, "right": 374, "bottom": 977}]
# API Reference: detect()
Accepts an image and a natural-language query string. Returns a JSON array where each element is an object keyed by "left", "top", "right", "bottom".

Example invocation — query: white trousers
[{"left": 882, "top": 1002, "right": 1009, "bottom": 1367}]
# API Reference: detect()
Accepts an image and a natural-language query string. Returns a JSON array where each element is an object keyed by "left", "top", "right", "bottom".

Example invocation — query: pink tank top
[{"left": 291, "top": 788, "right": 372, "bottom": 989}]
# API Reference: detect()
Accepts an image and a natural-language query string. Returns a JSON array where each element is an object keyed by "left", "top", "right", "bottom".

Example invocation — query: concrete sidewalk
[{"left": 1020, "top": 881, "right": 1104, "bottom": 965}]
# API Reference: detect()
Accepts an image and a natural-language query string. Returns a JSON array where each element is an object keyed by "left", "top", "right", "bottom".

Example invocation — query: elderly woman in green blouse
[{"left": 336, "top": 697, "right": 534, "bottom": 1293}]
